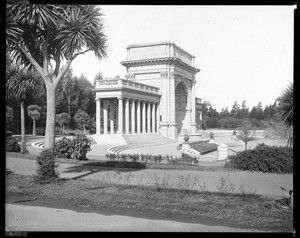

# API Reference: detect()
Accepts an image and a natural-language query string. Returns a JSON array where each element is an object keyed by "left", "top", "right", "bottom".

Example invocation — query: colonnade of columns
[{"left": 96, "top": 98, "right": 159, "bottom": 135}]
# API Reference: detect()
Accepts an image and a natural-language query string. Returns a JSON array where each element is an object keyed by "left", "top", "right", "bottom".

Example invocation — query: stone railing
[{"left": 96, "top": 79, "right": 160, "bottom": 94}]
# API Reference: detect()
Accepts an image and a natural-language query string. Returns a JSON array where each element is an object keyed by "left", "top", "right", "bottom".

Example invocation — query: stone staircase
[{"left": 108, "top": 134, "right": 175, "bottom": 154}]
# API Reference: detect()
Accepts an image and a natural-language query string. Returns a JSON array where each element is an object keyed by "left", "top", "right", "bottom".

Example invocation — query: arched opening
[{"left": 175, "top": 82, "right": 188, "bottom": 135}]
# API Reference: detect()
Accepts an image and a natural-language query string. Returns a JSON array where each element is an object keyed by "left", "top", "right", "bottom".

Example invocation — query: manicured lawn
[{"left": 6, "top": 173, "right": 293, "bottom": 232}]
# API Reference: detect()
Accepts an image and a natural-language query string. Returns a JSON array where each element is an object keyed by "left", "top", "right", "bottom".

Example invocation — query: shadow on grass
[{"left": 61, "top": 161, "right": 146, "bottom": 180}]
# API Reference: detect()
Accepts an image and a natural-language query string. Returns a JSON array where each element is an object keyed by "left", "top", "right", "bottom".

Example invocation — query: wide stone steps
[{"left": 107, "top": 134, "right": 175, "bottom": 154}]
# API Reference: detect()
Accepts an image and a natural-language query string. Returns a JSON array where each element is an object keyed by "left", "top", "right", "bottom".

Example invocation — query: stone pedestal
[
  {"left": 182, "top": 142, "right": 191, "bottom": 150},
  {"left": 218, "top": 144, "right": 229, "bottom": 161}
]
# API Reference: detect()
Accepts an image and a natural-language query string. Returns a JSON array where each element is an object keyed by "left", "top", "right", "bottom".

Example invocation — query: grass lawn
[{"left": 6, "top": 173, "right": 293, "bottom": 232}]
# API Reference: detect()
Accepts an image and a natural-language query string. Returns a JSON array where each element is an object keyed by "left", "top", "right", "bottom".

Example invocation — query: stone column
[
  {"left": 151, "top": 102, "right": 156, "bottom": 133},
  {"left": 147, "top": 101, "right": 151, "bottom": 133},
  {"left": 125, "top": 98, "right": 130, "bottom": 134},
  {"left": 110, "top": 100, "right": 114, "bottom": 134},
  {"left": 96, "top": 98, "right": 101, "bottom": 134},
  {"left": 142, "top": 101, "right": 146, "bottom": 133},
  {"left": 190, "top": 81, "right": 197, "bottom": 134},
  {"left": 117, "top": 97, "right": 123, "bottom": 134},
  {"left": 103, "top": 100, "right": 108, "bottom": 134},
  {"left": 131, "top": 99, "right": 136, "bottom": 133},
  {"left": 136, "top": 100, "right": 141, "bottom": 133}
]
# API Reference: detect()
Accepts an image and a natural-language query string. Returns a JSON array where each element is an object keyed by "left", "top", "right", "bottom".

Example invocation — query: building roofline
[
  {"left": 121, "top": 57, "right": 200, "bottom": 73},
  {"left": 126, "top": 41, "right": 196, "bottom": 58}
]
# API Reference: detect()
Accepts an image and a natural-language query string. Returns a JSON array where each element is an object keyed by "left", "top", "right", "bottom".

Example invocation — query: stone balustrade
[{"left": 96, "top": 79, "right": 160, "bottom": 94}]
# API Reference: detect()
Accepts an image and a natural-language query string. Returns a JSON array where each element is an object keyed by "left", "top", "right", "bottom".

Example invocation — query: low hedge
[
  {"left": 224, "top": 143, "right": 293, "bottom": 174},
  {"left": 105, "top": 153, "right": 199, "bottom": 167}
]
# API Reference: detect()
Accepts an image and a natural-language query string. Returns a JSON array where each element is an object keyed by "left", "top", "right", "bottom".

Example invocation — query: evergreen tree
[
  {"left": 238, "top": 100, "right": 249, "bottom": 119},
  {"left": 230, "top": 101, "right": 239, "bottom": 118}
]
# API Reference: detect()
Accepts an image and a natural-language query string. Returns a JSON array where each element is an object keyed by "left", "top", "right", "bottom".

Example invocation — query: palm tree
[
  {"left": 6, "top": 65, "right": 40, "bottom": 153},
  {"left": 278, "top": 83, "right": 293, "bottom": 127},
  {"left": 27, "top": 105, "right": 41, "bottom": 136},
  {"left": 6, "top": 4, "right": 107, "bottom": 149}
]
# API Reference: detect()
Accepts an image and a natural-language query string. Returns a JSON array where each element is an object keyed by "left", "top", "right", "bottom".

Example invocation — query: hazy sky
[{"left": 71, "top": 5, "right": 295, "bottom": 112}]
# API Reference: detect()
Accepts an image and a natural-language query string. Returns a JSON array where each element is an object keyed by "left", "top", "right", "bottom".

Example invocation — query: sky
[{"left": 71, "top": 5, "right": 295, "bottom": 112}]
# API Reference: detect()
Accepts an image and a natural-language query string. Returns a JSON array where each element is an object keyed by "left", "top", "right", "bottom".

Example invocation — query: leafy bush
[
  {"left": 34, "top": 149, "right": 59, "bottom": 184},
  {"left": 6, "top": 131, "right": 14, "bottom": 137},
  {"left": 53, "top": 137, "right": 73, "bottom": 159},
  {"left": 224, "top": 143, "right": 293, "bottom": 174},
  {"left": 36, "top": 127, "right": 45, "bottom": 136},
  {"left": 6, "top": 132, "right": 21, "bottom": 152},
  {"left": 54, "top": 134, "right": 91, "bottom": 160}
]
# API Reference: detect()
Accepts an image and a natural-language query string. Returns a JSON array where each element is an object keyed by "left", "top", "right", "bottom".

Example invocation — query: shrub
[
  {"left": 6, "top": 131, "right": 13, "bottom": 137},
  {"left": 36, "top": 127, "right": 45, "bottom": 136},
  {"left": 6, "top": 133, "right": 21, "bottom": 152},
  {"left": 53, "top": 133, "right": 91, "bottom": 160},
  {"left": 53, "top": 137, "right": 73, "bottom": 159},
  {"left": 33, "top": 149, "right": 59, "bottom": 184},
  {"left": 224, "top": 143, "right": 293, "bottom": 174}
]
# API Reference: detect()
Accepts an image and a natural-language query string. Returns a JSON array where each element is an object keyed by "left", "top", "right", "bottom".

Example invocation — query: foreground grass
[{"left": 6, "top": 173, "right": 293, "bottom": 232}]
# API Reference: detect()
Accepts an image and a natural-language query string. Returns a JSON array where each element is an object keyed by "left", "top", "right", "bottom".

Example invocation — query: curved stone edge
[{"left": 31, "top": 141, "right": 44, "bottom": 149}]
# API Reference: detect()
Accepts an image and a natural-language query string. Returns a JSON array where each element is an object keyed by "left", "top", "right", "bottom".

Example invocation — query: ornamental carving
[{"left": 125, "top": 74, "right": 135, "bottom": 80}]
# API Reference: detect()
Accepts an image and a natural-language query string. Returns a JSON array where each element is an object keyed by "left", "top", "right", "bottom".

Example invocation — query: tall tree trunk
[
  {"left": 68, "top": 96, "right": 71, "bottom": 117},
  {"left": 44, "top": 84, "right": 57, "bottom": 150},
  {"left": 245, "top": 141, "right": 247, "bottom": 150},
  {"left": 83, "top": 125, "right": 86, "bottom": 135},
  {"left": 33, "top": 118, "right": 36, "bottom": 136},
  {"left": 63, "top": 124, "right": 65, "bottom": 134},
  {"left": 20, "top": 101, "right": 27, "bottom": 153}
]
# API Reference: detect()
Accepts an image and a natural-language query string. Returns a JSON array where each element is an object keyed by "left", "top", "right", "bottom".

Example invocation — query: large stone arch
[{"left": 175, "top": 82, "right": 190, "bottom": 135}]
